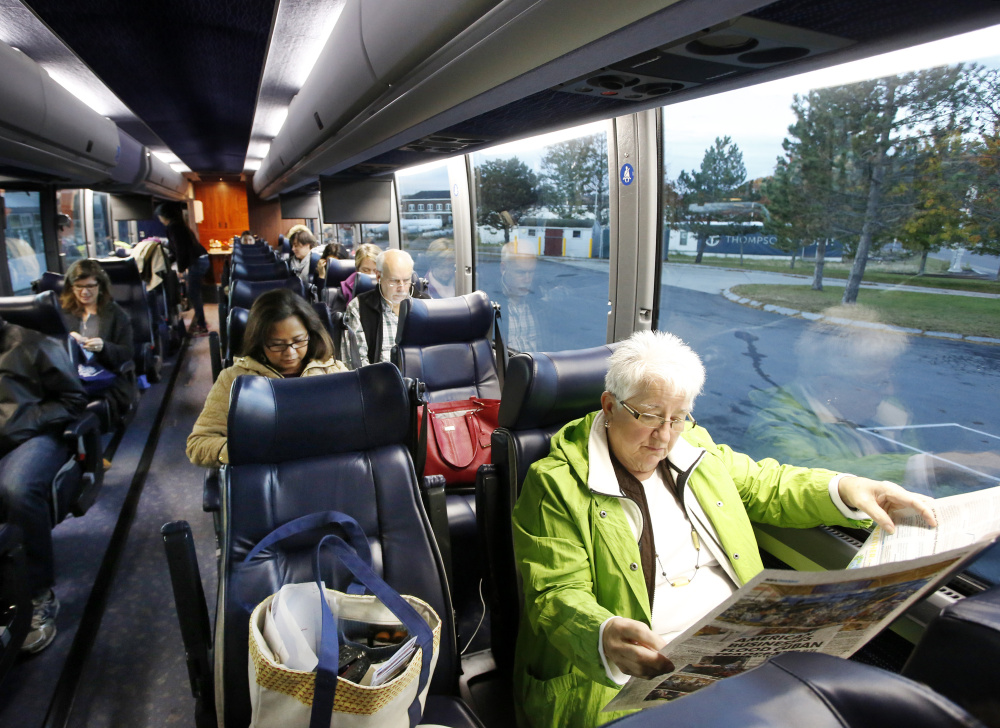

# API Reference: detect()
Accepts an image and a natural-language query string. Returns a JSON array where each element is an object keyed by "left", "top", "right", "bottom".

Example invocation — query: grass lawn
[
  {"left": 730, "top": 284, "right": 1000, "bottom": 340},
  {"left": 668, "top": 255, "right": 1000, "bottom": 294}
]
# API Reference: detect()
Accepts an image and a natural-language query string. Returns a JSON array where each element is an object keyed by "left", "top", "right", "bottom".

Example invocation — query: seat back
[
  {"left": 217, "top": 364, "right": 458, "bottom": 727},
  {"left": 32, "top": 270, "right": 65, "bottom": 296},
  {"left": 225, "top": 307, "right": 250, "bottom": 364},
  {"left": 482, "top": 343, "right": 618, "bottom": 672},
  {"left": 230, "top": 260, "right": 288, "bottom": 282},
  {"left": 99, "top": 257, "right": 160, "bottom": 379},
  {"left": 324, "top": 258, "right": 355, "bottom": 288},
  {"left": 228, "top": 277, "right": 305, "bottom": 311},
  {"left": 0, "top": 291, "right": 69, "bottom": 337},
  {"left": 392, "top": 290, "right": 500, "bottom": 403}
]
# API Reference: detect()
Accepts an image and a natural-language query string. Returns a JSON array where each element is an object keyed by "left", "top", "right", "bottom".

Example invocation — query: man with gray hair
[{"left": 342, "top": 248, "right": 428, "bottom": 367}]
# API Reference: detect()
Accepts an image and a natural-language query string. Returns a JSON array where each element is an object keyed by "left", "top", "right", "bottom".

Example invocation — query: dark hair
[
  {"left": 56, "top": 213, "right": 72, "bottom": 229},
  {"left": 154, "top": 202, "right": 182, "bottom": 222},
  {"left": 320, "top": 243, "right": 341, "bottom": 259},
  {"left": 60, "top": 259, "right": 114, "bottom": 315},
  {"left": 241, "top": 288, "right": 334, "bottom": 364},
  {"left": 291, "top": 229, "right": 317, "bottom": 248},
  {"left": 241, "top": 230, "right": 251, "bottom": 237}
]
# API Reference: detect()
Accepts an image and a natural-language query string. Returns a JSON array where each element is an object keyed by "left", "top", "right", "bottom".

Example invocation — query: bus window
[
  {"left": 92, "top": 191, "right": 114, "bottom": 257},
  {"left": 396, "top": 161, "right": 454, "bottom": 298},
  {"left": 471, "top": 122, "right": 610, "bottom": 352},
  {"left": 659, "top": 45, "right": 1000, "bottom": 584},
  {"left": 57, "top": 189, "right": 86, "bottom": 264},
  {"left": 3, "top": 190, "right": 45, "bottom": 294},
  {"left": 359, "top": 222, "right": 390, "bottom": 251}
]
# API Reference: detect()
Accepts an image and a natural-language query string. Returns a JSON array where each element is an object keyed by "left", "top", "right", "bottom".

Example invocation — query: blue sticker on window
[{"left": 620, "top": 163, "right": 634, "bottom": 186}]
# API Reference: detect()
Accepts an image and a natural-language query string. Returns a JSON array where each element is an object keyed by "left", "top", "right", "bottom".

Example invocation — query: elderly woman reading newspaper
[{"left": 510, "top": 330, "right": 937, "bottom": 728}]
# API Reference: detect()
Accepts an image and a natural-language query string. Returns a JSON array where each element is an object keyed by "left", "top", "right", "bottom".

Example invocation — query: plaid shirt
[{"left": 343, "top": 294, "right": 398, "bottom": 368}]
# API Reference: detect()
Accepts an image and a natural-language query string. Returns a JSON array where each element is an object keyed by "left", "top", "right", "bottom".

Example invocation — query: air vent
[
  {"left": 398, "top": 134, "right": 489, "bottom": 154},
  {"left": 686, "top": 34, "right": 759, "bottom": 56},
  {"left": 587, "top": 74, "right": 640, "bottom": 91},
  {"left": 559, "top": 71, "right": 689, "bottom": 102}
]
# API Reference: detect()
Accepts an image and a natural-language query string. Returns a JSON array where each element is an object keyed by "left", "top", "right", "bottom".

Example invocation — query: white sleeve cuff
[
  {"left": 598, "top": 617, "right": 631, "bottom": 686},
  {"left": 828, "top": 473, "right": 870, "bottom": 520}
]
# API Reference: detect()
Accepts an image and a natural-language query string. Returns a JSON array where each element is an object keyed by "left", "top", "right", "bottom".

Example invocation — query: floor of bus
[{"left": 0, "top": 303, "right": 513, "bottom": 728}]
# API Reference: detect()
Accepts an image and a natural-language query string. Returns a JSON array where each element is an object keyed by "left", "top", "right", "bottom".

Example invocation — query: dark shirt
[{"left": 163, "top": 220, "right": 207, "bottom": 273}]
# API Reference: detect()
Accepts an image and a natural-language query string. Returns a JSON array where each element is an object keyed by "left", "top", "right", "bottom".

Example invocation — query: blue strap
[
  {"left": 309, "top": 534, "right": 434, "bottom": 728},
  {"left": 239, "top": 511, "right": 373, "bottom": 612}
]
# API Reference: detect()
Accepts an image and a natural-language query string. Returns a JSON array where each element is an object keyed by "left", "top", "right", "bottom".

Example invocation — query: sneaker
[
  {"left": 22, "top": 589, "right": 59, "bottom": 654},
  {"left": 187, "top": 322, "right": 210, "bottom": 338}
]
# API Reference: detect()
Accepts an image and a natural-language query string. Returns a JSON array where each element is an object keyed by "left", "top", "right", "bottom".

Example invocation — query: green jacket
[{"left": 511, "top": 411, "right": 868, "bottom": 728}]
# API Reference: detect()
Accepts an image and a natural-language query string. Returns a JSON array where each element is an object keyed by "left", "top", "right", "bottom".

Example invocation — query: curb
[{"left": 722, "top": 289, "right": 1000, "bottom": 345}]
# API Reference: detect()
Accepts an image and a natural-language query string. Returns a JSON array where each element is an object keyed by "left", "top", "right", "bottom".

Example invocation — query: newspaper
[{"left": 604, "top": 537, "right": 996, "bottom": 712}]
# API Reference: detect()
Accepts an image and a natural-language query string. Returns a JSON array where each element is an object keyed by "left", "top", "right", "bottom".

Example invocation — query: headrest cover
[
  {"left": 0, "top": 291, "right": 69, "bottom": 337},
  {"left": 396, "top": 291, "right": 493, "bottom": 347},
  {"left": 232, "top": 260, "right": 286, "bottom": 278},
  {"left": 227, "top": 362, "right": 410, "bottom": 465},
  {"left": 324, "top": 259, "right": 355, "bottom": 286},
  {"left": 498, "top": 344, "right": 619, "bottom": 430},
  {"left": 230, "top": 277, "right": 304, "bottom": 309}
]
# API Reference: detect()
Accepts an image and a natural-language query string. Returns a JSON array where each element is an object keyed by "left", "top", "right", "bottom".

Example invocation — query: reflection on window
[
  {"left": 92, "top": 192, "right": 114, "bottom": 257},
  {"left": 472, "top": 122, "right": 609, "bottom": 352},
  {"left": 396, "top": 160, "right": 455, "bottom": 299},
  {"left": 58, "top": 189, "right": 86, "bottom": 266},
  {"left": 359, "top": 223, "right": 390, "bottom": 251},
  {"left": 659, "top": 51, "right": 1000, "bottom": 584},
  {"left": 4, "top": 190, "right": 45, "bottom": 293}
]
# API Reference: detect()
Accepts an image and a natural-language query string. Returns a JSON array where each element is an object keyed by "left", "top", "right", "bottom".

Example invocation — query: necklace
[{"left": 655, "top": 528, "right": 701, "bottom": 587}]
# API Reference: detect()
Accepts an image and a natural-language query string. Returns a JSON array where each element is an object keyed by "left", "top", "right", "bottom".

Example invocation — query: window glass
[
  {"left": 359, "top": 223, "right": 390, "bottom": 251},
  {"left": 57, "top": 189, "right": 86, "bottom": 266},
  {"left": 92, "top": 191, "right": 114, "bottom": 257},
  {"left": 472, "top": 122, "right": 610, "bottom": 352},
  {"left": 3, "top": 190, "right": 45, "bottom": 293},
  {"left": 660, "top": 46, "right": 1000, "bottom": 583},
  {"left": 396, "top": 161, "right": 455, "bottom": 298}
]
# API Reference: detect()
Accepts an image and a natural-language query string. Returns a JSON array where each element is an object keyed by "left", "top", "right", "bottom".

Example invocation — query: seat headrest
[
  {"left": 396, "top": 290, "right": 493, "bottom": 347},
  {"left": 231, "top": 260, "right": 287, "bottom": 281},
  {"left": 324, "top": 259, "right": 355, "bottom": 286},
  {"left": 98, "top": 257, "right": 141, "bottom": 284},
  {"left": 228, "top": 307, "right": 250, "bottom": 357},
  {"left": 230, "top": 277, "right": 305, "bottom": 310},
  {"left": 354, "top": 272, "right": 376, "bottom": 296},
  {"left": 33, "top": 271, "right": 65, "bottom": 295},
  {"left": 499, "top": 343, "right": 619, "bottom": 430},
  {"left": 227, "top": 362, "right": 410, "bottom": 465},
  {"left": 0, "top": 291, "right": 69, "bottom": 337}
]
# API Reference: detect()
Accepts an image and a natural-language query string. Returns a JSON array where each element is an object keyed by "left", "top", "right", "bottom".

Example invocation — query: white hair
[
  {"left": 375, "top": 248, "right": 414, "bottom": 275},
  {"left": 605, "top": 330, "right": 705, "bottom": 408}
]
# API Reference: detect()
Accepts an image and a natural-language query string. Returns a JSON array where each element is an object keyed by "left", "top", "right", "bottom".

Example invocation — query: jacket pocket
[{"left": 521, "top": 668, "right": 634, "bottom": 728}]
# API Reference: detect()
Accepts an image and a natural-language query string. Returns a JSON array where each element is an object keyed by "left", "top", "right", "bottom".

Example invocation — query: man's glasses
[
  {"left": 619, "top": 400, "right": 696, "bottom": 432},
  {"left": 384, "top": 277, "right": 412, "bottom": 288},
  {"left": 264, "top": 337, "right": 309, "bottom": 353}
]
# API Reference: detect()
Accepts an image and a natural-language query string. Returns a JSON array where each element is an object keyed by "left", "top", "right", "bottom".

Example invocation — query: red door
[{"left": 544, "top": 228, "right": 563, "bottom": 256}]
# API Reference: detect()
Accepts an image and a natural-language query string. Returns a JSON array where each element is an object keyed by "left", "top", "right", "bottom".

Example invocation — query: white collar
[{"left": 588, "top": 411, "right": 706, "bottom": 496}]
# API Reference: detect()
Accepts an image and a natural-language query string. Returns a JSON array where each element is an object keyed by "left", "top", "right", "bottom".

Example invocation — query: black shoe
[
  {"left": 187, "top": 322, "right": 210, "bottom": 337},
  {"left": 22, "top": 589, "right": 59, "bottom": 654}
]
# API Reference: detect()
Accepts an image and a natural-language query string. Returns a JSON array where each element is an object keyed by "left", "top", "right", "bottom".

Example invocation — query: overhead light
[
  {"left": 170, "top": 163, "right": 190, "bottom": 173},
  {"left": 44, "top": 66, "right": 111, "bottom": 116},
  {"left": 244, "top": 159, "right": 262, "bottom": 171}
]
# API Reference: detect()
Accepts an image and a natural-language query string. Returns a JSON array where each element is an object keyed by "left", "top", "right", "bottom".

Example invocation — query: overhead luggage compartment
[
  {"left": 0, "top": 41, "right": 120, "bottom": 184},
  {"left": 141, "top": 150, "right": 188, "bottom": 201}
]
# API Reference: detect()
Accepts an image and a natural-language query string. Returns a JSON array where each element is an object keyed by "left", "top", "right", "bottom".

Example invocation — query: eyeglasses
[
  {"left": 72, "top": 283, "right": 99, "bottom": 291},
  {"left": 264, "top": 337, "right": 309, "bottom": 353},
  {"left": 619, "top": 400, "right": 696, "bottom": 432},
  {"left": 384, "top": 277, "right": 412, "bottom": 288}
]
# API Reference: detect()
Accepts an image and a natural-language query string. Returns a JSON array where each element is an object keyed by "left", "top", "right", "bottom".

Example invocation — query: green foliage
[
  {"left": 475, "top": 157, "right": 538, "bottom": 242},
  {"left": 538, "top": 134, "right": 609, "bottom": 223}
]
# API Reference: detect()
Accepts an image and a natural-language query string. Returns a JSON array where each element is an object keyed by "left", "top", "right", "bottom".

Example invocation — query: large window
[
  {"left": 57, "top": 189, "right": 86, "bottom": 266},
  {"left": 660, "top": 43, "right": 1000, "bottom": 583},
  {"left": 4, "top": 190, "right": 45, "bottom": 293},
  {"left": 471, "top": 122, "right": 610, "bottom": 352},
  {"left": 396, "top": 161, "right": 455, "bottom": 299},
  {"left": 92, "top": 191, "right": 114, "bottom": 258}
]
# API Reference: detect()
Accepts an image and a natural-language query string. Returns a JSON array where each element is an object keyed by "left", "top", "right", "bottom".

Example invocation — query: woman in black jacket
[
  {"left": 155, "top": 202, "right": 210, "bottom": 335},
  {"left": 59, "top": 259, "right": 136, "bottom": 423}
]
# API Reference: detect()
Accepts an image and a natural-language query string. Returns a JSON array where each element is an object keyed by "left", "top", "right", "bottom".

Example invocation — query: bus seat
[
  {"left": 228, "top": 277, "right": 305, "bottom": 311},
  {"left": 392, "top": 290, "right": 500, "bottom": 403},
  {"left": 163, "top": 364, "right": 482, "bottom": 727},
  {"left": 0, "top": 523, "right": 30, "bottom": 686},
  {"left": 322, "top": 258, "right": 355, "bottom": 289},
  {"left": 478, "top": 344, "right": 618, "bottom": 676},
  {"left": 603, "top": 652, "right": 983, "bottom": 728},
  {"left": 229, "top": 260, "right": 288, "bottom": 282},
  {"left": 324, "top": 271, "right": 375, "bottom": 318},
  {"left": 31, "top": 271, "right": 65, "bottom": 296},
  {"left": 100, "top": 257, "right": 163, "bottom": 384},
  {"left": 902, "top": 585, "right": 1000, "bottom": 726}
]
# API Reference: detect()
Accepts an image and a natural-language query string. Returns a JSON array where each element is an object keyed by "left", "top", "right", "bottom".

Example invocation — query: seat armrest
[
  {"left": 202, "top": 468, "right": 221, "bottom": 513},
  {"left": 208, "top": 332, "right": 222, "bottom": 382},
  {"left": 63, "top": 411, "right": 101, "bottom": 440},
  {"left": 422, "top": 474, "right": 453, "bottom": 588}
]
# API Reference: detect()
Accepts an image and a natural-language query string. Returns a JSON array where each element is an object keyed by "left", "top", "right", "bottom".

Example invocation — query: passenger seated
[
  {"left": 511, "top": 330, "right": 937, "bottom": 728},
  {"left": 59, "top": 259, "right": 137, "bottom": 424},
  {"left": 0, "top": 317, "right": 88, "bottom": 653},
  {"left": 186, "top": 288, "right": 346, "bottom": 467},
  {"left": 240, "top": 230, "right": 255, "bottom": 245},
  {"left": 337, "top": 242, "right": 380, "bottom": 304},
  {"left": 288, "top": 228, "right": 320, "bottom": 287},
  {"left": 342, "top": 249, "right": 428, "bottom": 368},
  {"left": 424, "top": 237, "right": 456, "bottom": 299}
]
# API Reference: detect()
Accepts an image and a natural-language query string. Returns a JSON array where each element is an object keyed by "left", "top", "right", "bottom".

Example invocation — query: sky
[{"left": 396, "top": 23, "right": 1000, "bottom": 190}]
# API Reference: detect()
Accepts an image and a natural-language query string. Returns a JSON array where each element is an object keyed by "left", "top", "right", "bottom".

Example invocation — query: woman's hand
[
  {"left": 838, "top": 476, "right": 936, "bottom": 534},
  {"left": 603, "top": 617, "right": 674, "bottom": 679},
  {"left": 69, "top": 331, "right": 86, "bottom": 345},
  {"left": 83, "top": 337, "right": 104, "bottom": 353}
]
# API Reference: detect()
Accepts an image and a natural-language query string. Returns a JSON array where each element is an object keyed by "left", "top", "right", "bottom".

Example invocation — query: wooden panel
[{"left": 194, "top": 181, "right": 249, "bottom": 248}]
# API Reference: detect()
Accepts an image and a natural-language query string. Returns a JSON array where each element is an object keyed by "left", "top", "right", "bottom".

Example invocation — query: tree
[
  {"left": 673, "top": 136, "right": 748, "bottom": 264},
  {"left": 539, "top": 134, "right": 609, "bottom": 223},
  {"left": 966, "top": 68, "right": 1000, "bottom": 276},
  {"left": 475, "top": 157, "right": 538, "bottom": 242}
]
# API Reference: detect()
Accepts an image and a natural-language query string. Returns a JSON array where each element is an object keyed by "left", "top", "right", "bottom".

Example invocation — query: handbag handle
[
  {"left": 240, "top": 511, "right": 374, "bottom": 611},
  {"left": 310, "top": 534, "right": 434, "bottom": 728}
]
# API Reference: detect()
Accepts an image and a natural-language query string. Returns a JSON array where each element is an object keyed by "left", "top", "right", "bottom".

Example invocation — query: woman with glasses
[
  {"left": 511, "top": 329, "right": 936, "bottom": 728},
  {"left": 59, "top": 259, "right": 136, "bottom": 424},
  {"left": 186, "top": 288, "right": 346, "bottom": 467}
]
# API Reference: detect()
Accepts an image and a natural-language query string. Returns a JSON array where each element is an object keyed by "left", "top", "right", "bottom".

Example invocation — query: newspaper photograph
[{"left": 604, "top": 542, "right": 992, "bottom": 712}]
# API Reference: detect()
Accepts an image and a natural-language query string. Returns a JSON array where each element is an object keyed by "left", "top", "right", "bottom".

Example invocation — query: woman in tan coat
[{"left": 186, "top": 288, "right": 346, "bottom": 467}]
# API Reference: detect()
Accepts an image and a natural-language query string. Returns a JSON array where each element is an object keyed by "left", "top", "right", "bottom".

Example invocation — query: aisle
[{"left": 64, "top": 320, "right": 218, "bottom": 728}]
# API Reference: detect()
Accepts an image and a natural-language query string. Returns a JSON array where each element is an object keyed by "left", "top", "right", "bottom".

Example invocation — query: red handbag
[{"left": 416, "top": 397, "right": 500, "bottom": 485}]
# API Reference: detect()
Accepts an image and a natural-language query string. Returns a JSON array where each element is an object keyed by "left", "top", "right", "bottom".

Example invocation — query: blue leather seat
[
  {"left": 165, "top": 363, "right": 483, "bottom": 727},
  {"left": 229, "top": 260, "right": 289, "bottom": 282},
  {"left": 603, "top": 652, "right": 983, "bottom": 728},
  {"left": 478, "top": 344, "right": 618, "bottom": 675},
  {"left": 392, "top": 290, "right": 500, "bottom": 403},
  {"left": 322, "top": 258, "right": 355, "bottom": 290},
  {"left": 99, "top": 257, "right": 163, "bottom": 383}
]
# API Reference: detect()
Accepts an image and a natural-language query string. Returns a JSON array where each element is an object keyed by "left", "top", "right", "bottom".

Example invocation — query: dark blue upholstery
[
  {"left": 225, "top": 307, "right": 250, "bottom": 362},
  {"left": 230, "top": 260, "right": 289, "bottom": 282},
  {"left": 323, "top": 258, "right": 355, "bottom": 287},
  {"left": 228, "top": 277, "right": 305, "bottom": 311},
  {"left": 32, "top": 271, "right": 65, "bottom": 296},
  {"left": 604, "top": 652, "right": 983, "bottom": 728},
  {"left": 99, "top": 257, "right": 162, "bottom": 382},
  {"left": 0, "top": 291, "right": 69, "bottom": 337},
  {"left": 481, "top": 344, "right": 617, "bottom": 674},
  {"left": 218, "top": 364, "right": 467, "bottom": 727},
  {"left": 393, "top": 291, "right": 500, "bottom": 403},
  {"left": 0, "top": 523, "right": 29, "bottom": 684}
]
